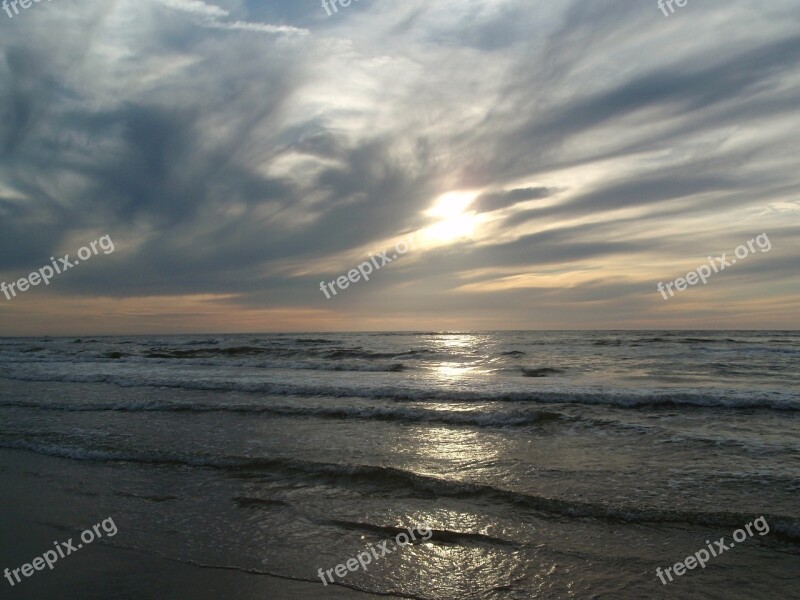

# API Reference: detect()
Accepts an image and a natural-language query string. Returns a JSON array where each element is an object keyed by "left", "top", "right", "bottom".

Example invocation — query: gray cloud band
[{"left": 1, "top": 235, "right": 115, "bottom": 301}]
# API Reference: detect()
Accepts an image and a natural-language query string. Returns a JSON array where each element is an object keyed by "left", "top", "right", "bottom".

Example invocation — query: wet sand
[{"left": 0, "top": 456, "right": 403, "bottom": 600}]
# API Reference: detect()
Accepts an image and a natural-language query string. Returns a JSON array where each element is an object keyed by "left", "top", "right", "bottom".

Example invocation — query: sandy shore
[{"left": 0, "top": 449, "right": 404, "bottom": 600}]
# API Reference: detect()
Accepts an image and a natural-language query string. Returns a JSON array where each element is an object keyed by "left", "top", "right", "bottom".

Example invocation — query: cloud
[
  {"left": 153, "top": 0, "right": 309, "bottom": 35},
  {"left": 0, "top": 0, "right": 799, "bottom": 332},
  {"left": 155, "top": 0, "right": 228, "bottom": 18},
  {"left": 473, "top": 187, "right": 554, "bottom": 214}
]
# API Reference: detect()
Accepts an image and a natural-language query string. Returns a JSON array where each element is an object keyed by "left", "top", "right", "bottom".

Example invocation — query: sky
[{"left": 0, "top": 0, "right": 798, "bottom": 335}]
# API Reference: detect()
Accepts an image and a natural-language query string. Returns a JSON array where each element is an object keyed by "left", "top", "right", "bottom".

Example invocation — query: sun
[{"left": 418, "top": 191, "right": 480, "bottom": 247}]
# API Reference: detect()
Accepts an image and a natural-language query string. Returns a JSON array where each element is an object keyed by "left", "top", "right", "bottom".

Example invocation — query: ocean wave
[
  {"left": 0, "top": 399, "right": 564, "bottom": 428},
  {"left": 4, "top": 397, "right": 794, "bottom": 454},
  {"left": 0, "top": 356, "right": 412, "bottom": 373},
  {"left": 144, "top": 346, "right": 271, "bottom": 359},
  {"left": 114, "top": 491, "right": 178, "bottom": 503},
  {"left": 2, "top": 371, "right": 797, "bottom": 411},
  {"left": 4, "top": 439, "right": 799, "bottom": 542},
  {"left": 129, "top": 346, "right": 436, "bottom": 362},
  {"left": 322, "top": 348, "right": 432, "bottom": 360},
  {"left": 320, "top": 518, "right": 520, "bottom": 547},
  {"left": 234, "top": 496, "right": 289, "bottom": 509},
  {"left": 521, "top": 367, "right": 565, "bottom": 378}
]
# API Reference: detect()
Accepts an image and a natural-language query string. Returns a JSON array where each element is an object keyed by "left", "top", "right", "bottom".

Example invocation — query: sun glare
[
  {"left": 426, "top": 191, "right": 475, "bottom": 218},
  {"left": 418, "top": 191, "right": 480, "bottom": 247}
]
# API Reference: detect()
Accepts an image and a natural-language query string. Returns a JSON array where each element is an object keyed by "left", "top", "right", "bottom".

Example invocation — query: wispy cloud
[
  {"left": 155, "top": 0, "right": 228, "bottom": 18},
  {"left": 153, "top": 0, "right": 309, "bottom": 35},
  {"left": 0, "top": 0, "right": 798, "bottom": 333}
]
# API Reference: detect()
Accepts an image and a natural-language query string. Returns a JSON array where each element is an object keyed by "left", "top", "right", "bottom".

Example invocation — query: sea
[{"left": 0, "top": 331, "right": 798, "bottom": 599}]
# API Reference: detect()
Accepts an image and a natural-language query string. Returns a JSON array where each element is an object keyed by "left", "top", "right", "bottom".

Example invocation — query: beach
[{"left": 1, "top": 331, "right": 798, "bottom": 599}]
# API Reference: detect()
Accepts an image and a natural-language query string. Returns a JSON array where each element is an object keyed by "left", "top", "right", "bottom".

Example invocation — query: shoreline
[{"left": 0, "top": 448, "right": 405, "bottom": 600}]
